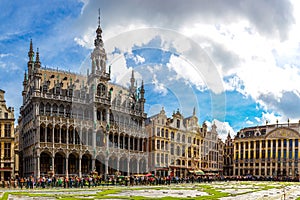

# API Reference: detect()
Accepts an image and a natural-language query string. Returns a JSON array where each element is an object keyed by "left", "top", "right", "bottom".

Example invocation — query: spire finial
[
  {"left": 30, "top": 39, "right": 33, "bottom": 52},
  {"left": 193, "top": 107, "right": 196, "bottom": 116},
  {"left": 28, "top": 39, "right": 34, "bottom": 62},
  {"left": 94, "top": 8, "right": 103, "bottom": 47},
  {"left": 98, "top": 8, "right": 101, "bottom": 27},
  {"left": 36, "top": 48, "right": 39, "bottom": 62}
]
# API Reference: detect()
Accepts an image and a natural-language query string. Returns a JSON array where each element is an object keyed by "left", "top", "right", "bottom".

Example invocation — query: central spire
[
  {"left": 94, "top": 8, "right": 103, "bottom": 48},
  {"left": 90, "top": 9, "right": 108, "bottom": 77}
]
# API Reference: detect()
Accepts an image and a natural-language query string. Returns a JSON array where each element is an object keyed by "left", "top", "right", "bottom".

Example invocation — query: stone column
[
  {"left": 105, "top": 158, "right": 109, "bottom": 176},
  {"left": 52, "top": 156, "right": 55, "bottom": 175},
  {"left": 92, "top": 158, "right": 95, "bottom": 173},
  {"left": 52, "top": 122, "right": 55, "bottom": 147},
  {"left": 259, "top": 140, "right": 262, "bottom": 176},
  {"left": 79, "top": 156, "right": 82, "bottom": 178},
  {"left": 66, "top": 156, "right": 69, "bottom": 177},
  {"left": 233, "top": 142, "right": 236, "bottom": 176},
  {"left": 254, "top": 140, "right": 257, "bottom": 175},
  {"left": 270, "top": 140, "right": 273, "bottom": 175},
  {"left": 292, "top": 139, "right": 295, "bottom": 177},
  {"left": 45, "top": 124, "right": 48, "bottom": 143},
  {"left": 275, "top": 139, "right": 278, "bottom": 176},
  {"left": 281, "top": 139, "right": 284, "bottom": 175},
  {"left": 238, "top": 142, "right": 241, "bottom": 176},
  {"left": 73, "top": 128, "right": 75, "bottom": 145},
  {"left": 127, "top": 158, "right": 130, "bottom": 175},
  {"left": 66, "top": 125, "right": 69, "bottom": 145},
  {"left": 37, "top": 155, "right": 40, "bottom": 178},
  {"left": 137, "top": 159, "right": 140, "bottom": 174},
  {"left": 243, "top": 142, "right": 246, "bottom": 175},
  {"left": 265, "top": 140, "right": 268, "bottom": 176},
  {"left": 59, "top": 126, "right": 62, "bottom": 143},
  {"left": 287, "top": 139, "right": 289, "bottom": 176}
]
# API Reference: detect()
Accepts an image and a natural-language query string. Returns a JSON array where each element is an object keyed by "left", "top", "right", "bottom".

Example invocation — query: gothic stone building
[
  {"left": 20, "top": 16, "right": 148, "bottom": 178},
  {"left": 0, "top": 90, "right": 17, "bottom": 180}
]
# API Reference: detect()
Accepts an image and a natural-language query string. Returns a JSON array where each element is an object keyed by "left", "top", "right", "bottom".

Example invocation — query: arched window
[
  {"left": 39, "top": 103, "right": 44, "bottom": 115},
  {"left": 59, "top": 104, "right": 64, "bottom": 116},
  {"left": 66, "top": 105, "right": 71, "bottom": 117},
  {"left": 97, "top": 83, "right": 106, "bottom": 96},
  {"left": 53, "top": 104, "right": 58, "bottom": 116},
  {"left": 45, "top": 103, "right": 51, "bottom": 115}
]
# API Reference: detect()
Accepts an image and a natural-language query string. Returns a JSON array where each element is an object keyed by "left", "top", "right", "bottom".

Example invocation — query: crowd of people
[{"left": 1, "top": 174, "right": 299, "bottom": 189}]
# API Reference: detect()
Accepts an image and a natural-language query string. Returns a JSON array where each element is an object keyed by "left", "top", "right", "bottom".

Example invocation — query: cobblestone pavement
[{"left": 1, "top": 182, "right": 300, "bottom": 199}]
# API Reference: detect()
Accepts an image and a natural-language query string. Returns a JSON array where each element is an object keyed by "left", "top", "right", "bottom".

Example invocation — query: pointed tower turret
[
  {"left": 22, "top": 71, "right": 28, "bottom": 103},
  {"left": 33, "top": 48, "right": 42, "bottom": 92},
  {"left": 28, "top": 40, "right": 35, "bottom": 80},
  {"left": 34, "top": 48, "right": 41, "bottom": 69},
  {"left": 130, "top": 70, "right": 136, "bottom": 94},
  {"left": 28, "top": 39, "right": 34, "bottom": 62},
  {"left": 139, "top": 80, "right": 145, "bottom": 113}
]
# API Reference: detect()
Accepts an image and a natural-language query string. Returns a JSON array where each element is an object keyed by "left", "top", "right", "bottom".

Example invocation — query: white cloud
[
  {"left": 133, "top": 55, "right": 145, "bottom": 64},
  {"left": 254, "top": 117, "right": 261, "bottom": 122},
  {"left": 206, "top": 119, "right": 235, "bottom": 141},
  {"left": 246, "top": 120, "right": 254, "bottom": 125},
  {"left": 261, "top": 112, "right": 283, "bottom": 125},
  {"left": 152, "top": 74, "right": 167, "bottom": 95},
  {"left": 166, "top": 54, "right": 207, "bottom": 91}
]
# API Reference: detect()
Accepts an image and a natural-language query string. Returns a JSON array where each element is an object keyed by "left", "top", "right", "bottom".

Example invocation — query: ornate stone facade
[
  {"left": 0, "top": 90, "right": 16, "bottom": 180},
  {"left": 146, "top": 108, "right": 204, "bottom": 177},
  {"left": 201, "top": 123, "right": 224, "bottom": 174},
  {"left": 234, "top": 123, "right": 300, "bottom": 178},
  {"left": 223, "top": 132, "right": 233, "bottom": 176},
  {"left": 19, "top": 15, "right": 148, "bottom": 178}
]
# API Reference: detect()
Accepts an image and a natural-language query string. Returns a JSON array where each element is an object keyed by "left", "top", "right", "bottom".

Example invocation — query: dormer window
[{"left": 177, "top": 119, "right": 180, "bottom": 128}]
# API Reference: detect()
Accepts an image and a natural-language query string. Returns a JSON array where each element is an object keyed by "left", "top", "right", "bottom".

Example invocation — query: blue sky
[{"left": 1, "top": 0, "right": 300, "bottom": 140}]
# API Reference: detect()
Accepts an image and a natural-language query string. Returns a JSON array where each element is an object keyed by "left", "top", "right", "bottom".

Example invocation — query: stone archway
[
  {"left": 68, "top": 153, "right": 79, "bottom": 176},
  {"left": 108, "top": 156, "right": 118, "bottom": 175},
  {"left": 54, "top": 152, "right": 66, "bottom": 175},
  {"left": 82, "top": 153, "right": 92, "bottom": 175},
  {"left": 40, "top": 151, "right": 52, "bottom": 176},
  {"left": 119, "top": 157, "right": 128, "bottom": 175},
  {"left": 130, "top": 158, "right": 138, "bottom": 174},
  {"left": 139, "top": 158, "right": 147, "bottom": 174},
  {"left": 95, "top": 154, "right": 105, "bottom": 176}
]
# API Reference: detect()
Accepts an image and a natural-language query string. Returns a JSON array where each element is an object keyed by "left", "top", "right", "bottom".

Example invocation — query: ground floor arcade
[{"left": 23, "top": 150, "right": 148, "bottom": 178}]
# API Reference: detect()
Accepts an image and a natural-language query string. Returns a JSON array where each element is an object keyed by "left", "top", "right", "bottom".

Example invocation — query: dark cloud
[
  {"left": 258, "top": 91, "right": 300, "bottom": 118},
  {"left": 79, "top": 0, "right": 294, "bottom": 41},
  {"left": 202, "top": 40, "right": 242, "bottom": 75}
]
